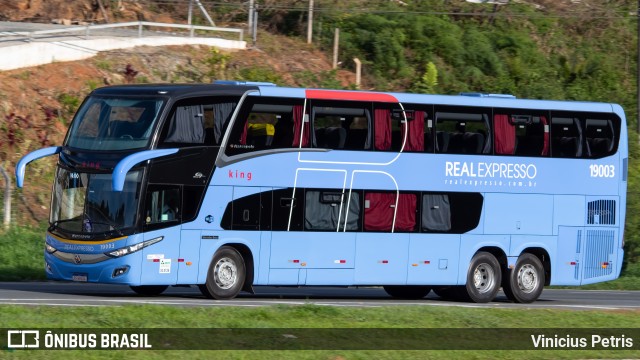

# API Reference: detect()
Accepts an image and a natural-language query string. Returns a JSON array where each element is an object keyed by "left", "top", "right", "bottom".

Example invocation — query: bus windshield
[
  {"left": 65, "top": 96, "right": 165, "bottom": 150},
  {"left": 50, "top": 168, "right": 142, "bottom": 235}
]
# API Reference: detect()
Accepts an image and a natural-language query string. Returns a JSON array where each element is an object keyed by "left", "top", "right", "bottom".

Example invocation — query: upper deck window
[
  {"left": 494, "top": 110, "right": 549, "bottom": 157},
  {"left": 312, "top": 102, "right": 372, "bottom": 150},
  {"left": 435, "top": 108, "right": 491, "bottom": 155},
  {"left": 225, "top": 97, "right": 305, "bottom": 157},
  {"left": 66, "top": 96, "right": 164, "bottom": 151},
  {"left": 159, "top": 98, "right": 237, "bottom": 147},
  {"left": 549, "top": 112, "right": 620, "bottom": 159}
]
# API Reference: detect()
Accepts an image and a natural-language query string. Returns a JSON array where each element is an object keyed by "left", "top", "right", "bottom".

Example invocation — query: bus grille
[
  {"left": 586, "top": 200, "right": 615, "bottom": 225},
  {"left": 583, "top": 230, "right": 614, "bottom": 279}
]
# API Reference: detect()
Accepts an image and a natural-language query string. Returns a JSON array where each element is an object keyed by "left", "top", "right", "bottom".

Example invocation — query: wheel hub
[
  {"left": 473, "top": 263, "right": 495, "bottom": 293},
  {"left": 517, "top": 264, "right": 538, "bottom": 293},
  {"left": 214, "top": 257, "right": 237, "bottom": 289}
]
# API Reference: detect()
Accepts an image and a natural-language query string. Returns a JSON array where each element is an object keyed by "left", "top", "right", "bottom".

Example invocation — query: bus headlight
[
  {"left": 45, "top": 243, "right": 57, "bottom": 254},
  {"left": 106, "top": 236, "right": 163, "bottom": 258}
]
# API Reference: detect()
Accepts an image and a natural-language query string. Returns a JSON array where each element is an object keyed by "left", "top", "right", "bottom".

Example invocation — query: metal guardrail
[{"left": 2, "top": 21, "right": 244, "bottom": 42}]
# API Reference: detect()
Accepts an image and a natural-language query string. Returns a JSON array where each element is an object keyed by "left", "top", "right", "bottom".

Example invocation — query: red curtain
[
  {"left": 395, "top": 193, "right": 417, "bottom": 231},
  {"left": 239, "top": 120, "right": 248, "bottom": 145},
  {"left": 292, "top": 105, "right": 309, "bottom": 147},
  {"left": 541, "top": 115, "right": 549, "bottom": 156},
  {"left": 494, "top": 114, "right": 515, "bottom": 155},
  {"left": 364, "top": 192, "right": 416, "bottom": 232},
  {"left": 402, "top": 111, "right": 425, "bottom": 152},
  {"left": 374, "top": 109, "right": 391, "bottom": 150}
]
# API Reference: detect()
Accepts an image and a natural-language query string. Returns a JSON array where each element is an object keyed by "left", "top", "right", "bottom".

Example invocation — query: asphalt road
[{"left": 0, "top": 282, "right": 637, "bottom": 310}]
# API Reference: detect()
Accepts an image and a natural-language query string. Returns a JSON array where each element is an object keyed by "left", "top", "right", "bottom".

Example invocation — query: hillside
[{"left": 0, "top": 32, "right": 355, "bottom": 223}]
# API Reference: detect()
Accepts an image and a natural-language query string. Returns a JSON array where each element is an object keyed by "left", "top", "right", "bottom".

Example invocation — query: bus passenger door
[{"left": 140, "top": 186, "right": 183, "bottom": 285}]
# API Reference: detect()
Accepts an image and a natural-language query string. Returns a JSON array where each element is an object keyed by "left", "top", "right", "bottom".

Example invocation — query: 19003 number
[{"left": 590, "top": 164, "right": 615, "bottom": 178}]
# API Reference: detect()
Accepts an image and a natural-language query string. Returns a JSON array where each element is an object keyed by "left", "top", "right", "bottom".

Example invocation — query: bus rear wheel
[
  {"left": 200, "top": 246, "right": 246, "bottom": 300},
  {"left": 129, "top": 285, "right": 168, "bottom": 296},
  {"left": 503, "top": 253, "right": 545, "bottom": 303},
  {"left": 464, "top": 252, "right": 501, "bottom": 303},
  {"left": 383, "top": 285, "right": 431, "bottom": 299}
]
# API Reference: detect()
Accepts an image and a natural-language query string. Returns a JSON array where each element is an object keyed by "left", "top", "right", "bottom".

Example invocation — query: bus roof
[
  {"left": 88, "top": 83, "right": 620, "bottom": 115},
  {"left": 255, "top": 85, "right": 619, "bottom": 114}
]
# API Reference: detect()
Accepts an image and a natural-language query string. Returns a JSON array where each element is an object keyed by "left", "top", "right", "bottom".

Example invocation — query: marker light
[{"left": 106, "top": 236, "right": 163, "bottom": 258}]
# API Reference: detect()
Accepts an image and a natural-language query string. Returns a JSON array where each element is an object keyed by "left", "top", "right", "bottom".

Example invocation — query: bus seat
[
  {"left": 463, "top": 132, "right": 484, "bottom": 154},
  {"left": 436, "top": 131, "right": 449, "bottom": 153},
  {"left": 447, "top": 132, "right": 464, "bottom": 153},
  {"left": 587, "top": 138, "right": 612, "bottom": 157},
  {"left": 316, "top": 127, "right": 346, "bottom": 149},
  {"left": 345, "top": 129, "right": 369, "bottom": 150},
  {"left": 555, "top": 137, "right": 579, "bottom": 157}
]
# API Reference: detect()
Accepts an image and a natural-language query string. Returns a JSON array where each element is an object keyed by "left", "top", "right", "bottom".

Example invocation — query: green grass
[
  {"left": 0, "top": 305, "right": 638, "bottom": 358},
  {"left": 0, "top": 225, "right": 48, "bottom": 281}
]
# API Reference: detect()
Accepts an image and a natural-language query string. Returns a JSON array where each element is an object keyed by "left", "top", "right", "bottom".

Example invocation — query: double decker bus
[{"left": 16, "top": 81, "right": 627, "bottom": 303}]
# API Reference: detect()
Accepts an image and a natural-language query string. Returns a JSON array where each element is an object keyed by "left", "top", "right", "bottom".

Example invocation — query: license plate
[{"left": 72, "top": 273, "right": 88, "bottom": 282}]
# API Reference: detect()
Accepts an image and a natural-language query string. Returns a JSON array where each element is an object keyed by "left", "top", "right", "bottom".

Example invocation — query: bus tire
[
  {"left": 200, "top": 246, "right": 246, "bottom": 300},
  {"left": 465, "top": 252, "right": 501, "bottom": 303},
  {"left": 383, "top": 285, "right": 431, "bottom": 299},
  {"left": 503, "top": 253, "right": 545, "bottom": 303},
  {"left": 129, "top": 285, "right": 168, "bottom": 296}
]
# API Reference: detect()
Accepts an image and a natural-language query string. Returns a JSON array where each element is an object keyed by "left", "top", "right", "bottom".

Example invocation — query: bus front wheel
[
  {"left": 200, "top": 246, "right": 246, "bottom": 300},
  {"left": 464, "top": 252, "right": 501, "bottom": 303},
  {"left": 503, "top": 253, "right": 545, "bottom": 303}
]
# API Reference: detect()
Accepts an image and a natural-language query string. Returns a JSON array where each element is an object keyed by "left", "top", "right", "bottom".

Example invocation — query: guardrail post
[
  {"left": 85, "top": 25, "right": 90, "bottom": 39},
  {"left": 138, "top": 22, "right": 143, "bottom": 38},
  {"left": 0, "top": 166, "right": 11, "bottom": 229},
  {"left": 190, "top": 26, "right": 195, "bottom": 38},
  {"left": 239, "top": 29, "right": 244, "bottom": 42}
]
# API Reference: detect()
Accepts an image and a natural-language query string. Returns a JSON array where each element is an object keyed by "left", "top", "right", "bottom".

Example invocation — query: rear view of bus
[{"left": 16, "top": 82, "right": 628, "bottom": 303}]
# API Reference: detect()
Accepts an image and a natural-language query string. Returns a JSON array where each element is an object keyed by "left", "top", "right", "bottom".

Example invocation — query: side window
[
  {"left": 421, "top": 194, "right": 451, "bottom": 232},
  {"left": 363, "top": 192, "right": 417, "bottom": 232},
  {"left": 584, "top": 118, "right": 616, "bottom": 158},
  {"left": 550, "top": 112, "right": 620, "bottom": 159},
  {"left": 550, "top": 117, "right": 583, "bottom": 158},
  {"left": 386, "top": 105, "right": 430, "bottom": 152},
  {"left": 312, "top": 101, "right": 371, "bottom": 150},
  {"left": 435, "top": 108, "right": 491, "bottom": 154},
  {"left": 271, "top": 188, "right": 304, "bottom": 231},
  {"left": 160, "top": 98, "right": 236, "bottom": 147},
  {"left": 304, "top": 190, "right": 361, "bottom": 231},
  {"left": 225, "top": 97, "right": 305, "bottom": 157},
  {"left": 145, "top": 185, "right": 181, "bottom": 225},
  {"left": 494, "top": 110, "right": 549, "bottom": 157}
]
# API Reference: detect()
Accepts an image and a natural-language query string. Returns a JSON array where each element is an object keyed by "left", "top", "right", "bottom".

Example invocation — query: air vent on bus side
[{"left": 586, "top": 199, "right": 616, "bottom": 225}]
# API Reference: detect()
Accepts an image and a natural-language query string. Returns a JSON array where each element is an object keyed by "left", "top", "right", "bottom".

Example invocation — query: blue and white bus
[{"left": 16, "top": 81, "right": 628, "bottom": 303}]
